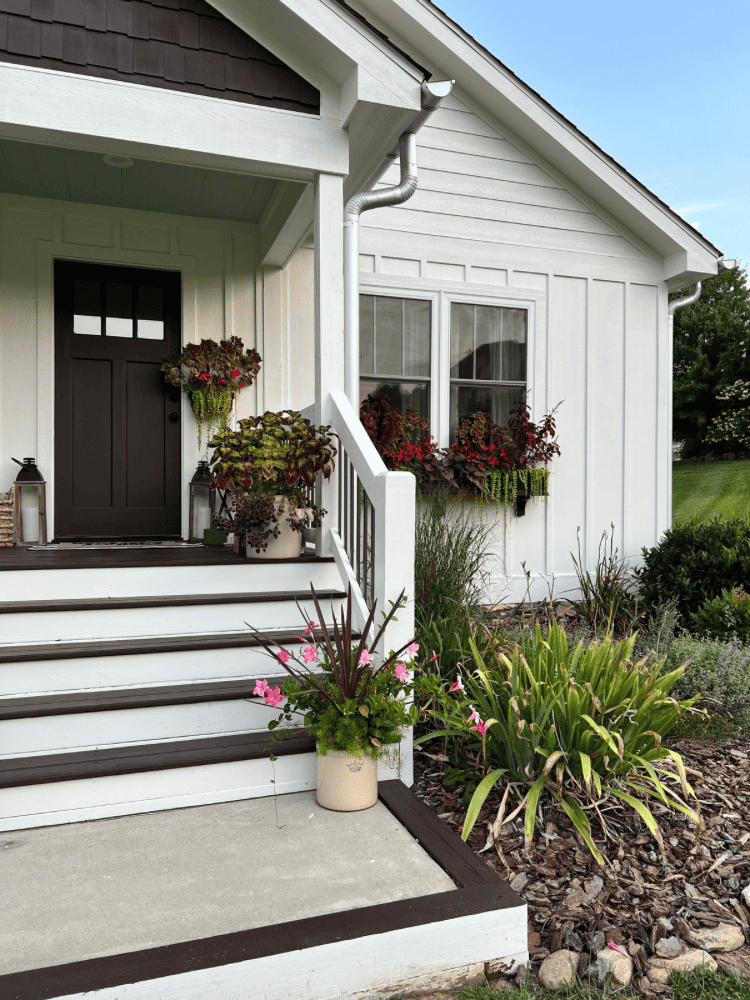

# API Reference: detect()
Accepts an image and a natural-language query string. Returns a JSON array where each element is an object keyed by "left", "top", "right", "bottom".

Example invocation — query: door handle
[{"left": 169, "top": 411, "right": 180, "bottom": 423}]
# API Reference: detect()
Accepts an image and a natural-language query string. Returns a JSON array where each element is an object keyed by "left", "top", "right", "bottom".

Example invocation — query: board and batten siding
[
  {"left": 358, "top": 92, "right": 668, "bottom": 602},
  {"left": 0, "top": 192, "right": 312, "bottom": 536}
]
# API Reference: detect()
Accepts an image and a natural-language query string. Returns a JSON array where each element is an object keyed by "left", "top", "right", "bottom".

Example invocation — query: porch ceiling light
[{"left": 103, "top": 154, "right": 134, "bottom": 168}]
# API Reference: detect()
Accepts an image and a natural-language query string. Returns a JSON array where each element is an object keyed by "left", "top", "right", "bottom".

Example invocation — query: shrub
[
  {"left": 634, "top": 517, "right": 750, "bottom": 620},
  {"left": 571, "top": 524, "right": 640, "bottom": 638},
  {"left": 414, "top": 620, "right": 702, "bottom": 864},
  {"left": 665, "top": 634, "right": 750, "bottom": 728},
  {"left": 691, "top": 588, "right": 750, "bottom": 642}
]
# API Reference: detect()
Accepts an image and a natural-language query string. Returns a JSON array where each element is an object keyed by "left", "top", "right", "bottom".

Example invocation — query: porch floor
[
  {"left": 1, "top": 789, "right": 457, "bottom": 977},
  {"left": 0, "top": 544, "right": 324, "bottom": 571}
]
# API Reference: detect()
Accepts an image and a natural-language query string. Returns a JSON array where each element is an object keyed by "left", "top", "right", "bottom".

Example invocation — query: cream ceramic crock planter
[
  {"left": 315, "top": 744, "right": 378, "bottom": 811},
  {"left": 246, "top": 496, "right": 305, "bottom": 560}
]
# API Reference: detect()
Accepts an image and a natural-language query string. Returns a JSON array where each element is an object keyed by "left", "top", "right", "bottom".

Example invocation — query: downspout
[
  {"left": 666, "top": 282, "right": 702, "bottom": 517},
  {"left": 344, "top": 79, "right": 454, "bottom": 405}
]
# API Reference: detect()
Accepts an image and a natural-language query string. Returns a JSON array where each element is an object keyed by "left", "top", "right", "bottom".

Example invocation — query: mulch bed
[{"left": 411, "top": 731, "right": 750, "bottom": 988}]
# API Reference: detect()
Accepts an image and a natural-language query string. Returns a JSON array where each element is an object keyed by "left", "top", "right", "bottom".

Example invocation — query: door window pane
[
  {"left": 137, "top": 284, "right": 165, "bottom": 340},
  {"left": 450, "top": 385, "right": 524, "bottom": 440},
  {"left": 73, "top": 279, "right": 101, "bottom": 336},
  {"left": 105, "top": 282, "right": 134, "bottom": 338}
]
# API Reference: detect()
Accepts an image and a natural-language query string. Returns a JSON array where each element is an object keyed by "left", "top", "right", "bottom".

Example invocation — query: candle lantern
[
  {"left": 12, "top": 457, "right": 47, "bottom": 545},
  {"left": 188, "top": 460, "right": 214, "bottom": 543}
]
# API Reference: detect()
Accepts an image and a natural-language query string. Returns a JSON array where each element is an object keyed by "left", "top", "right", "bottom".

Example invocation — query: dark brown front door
[{"left": 54, "top": 261, "right": 182, "bottom": 539}]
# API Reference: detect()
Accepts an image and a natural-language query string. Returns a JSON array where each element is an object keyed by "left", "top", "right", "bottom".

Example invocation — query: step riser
[
  {"left": 0, "top": 645, "right": 308, "bottom": 698},
  {"left": 0, "top": 597, "right": 342, "bottom": 644},
  {"left": 1, "top": 702, "right": 305, "bottom": 757},
  {"left": 0, "top": 561, "right": 342, "bottom": 602}
]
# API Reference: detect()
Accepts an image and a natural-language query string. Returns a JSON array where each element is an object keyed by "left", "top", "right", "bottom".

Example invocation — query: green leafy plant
[
  {"left": 570, "top": 524, "right": 640, "bottom": 638},
  {"left": 665, "top": 633, "right": 750, "bottom": 729},
  {"left": 213, "top": 490, "right": 327, "bottom": 555},
  {"left": 635, "top": 516, "right": 750, "bottom": 620},
  {"left": 161, "top": 337, "right": 261, "bottom": 449},
  {"left": 414, "top": 620, "right": 702, "bottom": 865},
  {"left": 246, "top": 587, "right": 422, "bottom": 767},
  {"left": 705, "top": 379, "right": 750, "bottom": 452},
  {"left": 691, "top": 587, "right": 750, "bottom": 642},
  {"left": 209, "top": 410, "right": 336, "bottom": 493}
]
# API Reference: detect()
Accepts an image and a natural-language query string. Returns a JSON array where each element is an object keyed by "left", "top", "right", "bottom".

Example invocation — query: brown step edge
[
  {"left": 0, "top": 729, "right": 317, "bottom": 788},
  {"left": 0, "top": 548, "right": 334, "bottom": 571},
  {"left": 0, "top": 589, "right": 346, "bottom": 615},
  {"left": 0, "top": 782, "right": 522, "bottom": 1000}
]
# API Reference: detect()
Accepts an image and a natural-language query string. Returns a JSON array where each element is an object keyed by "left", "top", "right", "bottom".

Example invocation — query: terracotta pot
[
  {"left": 316, "top": 744, "right": 378, "bottom": 811},
  {"left": 247, "top": 497, "right": 305, "bottom": 560}
]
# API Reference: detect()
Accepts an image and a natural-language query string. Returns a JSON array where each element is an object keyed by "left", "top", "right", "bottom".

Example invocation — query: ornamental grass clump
[{"left": 413, "top": 620, "right": 703, "bottom": 866}]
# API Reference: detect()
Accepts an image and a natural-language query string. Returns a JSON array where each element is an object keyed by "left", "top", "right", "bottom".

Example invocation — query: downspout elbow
[{"left": 669, "top": 282, "right": 702, "bottom": 317}]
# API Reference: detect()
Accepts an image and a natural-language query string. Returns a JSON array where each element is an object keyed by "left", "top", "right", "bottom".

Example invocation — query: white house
[{"left": 0, "top": 1, "right": 725, "bottom": 995}]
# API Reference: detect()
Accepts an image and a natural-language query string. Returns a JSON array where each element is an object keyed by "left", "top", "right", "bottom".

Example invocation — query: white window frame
[{"left": 358, "top": 277, "right": 538, "bottom": 450}]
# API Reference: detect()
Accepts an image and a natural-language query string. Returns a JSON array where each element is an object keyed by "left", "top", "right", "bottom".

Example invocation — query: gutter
[{"left": 343, "top": 79, "right": 454, "bottom": 405}]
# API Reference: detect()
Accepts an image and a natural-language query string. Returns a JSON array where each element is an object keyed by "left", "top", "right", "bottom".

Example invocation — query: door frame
[{"left": 35, "top": 240, "right": 198, "bottom": 542}]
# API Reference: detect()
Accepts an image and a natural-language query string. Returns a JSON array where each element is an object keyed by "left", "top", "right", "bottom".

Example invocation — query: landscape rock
[
  {"left": 590, "top": 947, "right": 634, "bottom": 986},
  {"left": 538, "top": 950, "right": 580, "bottom": 989},
  {"left": 742, "top": 884, "right": 750, "bottom": 910},
  {"left": 647, "top": 967, "right": 670, "bottom": 985},
  {"left": 655, "top": 936, "right": 683, "bottom": 958},
  {"left": 650, "top": 949, "right": 718, "bottom": 974},
  {"left": 690, "top": 922, "right": 745, "bottom": 953}
]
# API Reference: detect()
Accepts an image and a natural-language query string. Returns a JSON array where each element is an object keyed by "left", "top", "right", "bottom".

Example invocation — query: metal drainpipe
[
  {"left": 343, "top": 79, "right": 454, "bottom": 406},
  {"left": 667, "top": 281, "right": 702, "bottom": 517}
]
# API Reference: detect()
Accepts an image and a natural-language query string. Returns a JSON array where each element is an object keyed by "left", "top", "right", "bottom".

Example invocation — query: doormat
[{"left": 29, "top": 541, "right": 204, "bottom": 550}]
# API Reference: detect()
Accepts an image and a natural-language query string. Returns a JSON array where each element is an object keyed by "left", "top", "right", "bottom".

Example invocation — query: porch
[{"left": 0, "top": 783, "right": 527, "bottom": 1000}]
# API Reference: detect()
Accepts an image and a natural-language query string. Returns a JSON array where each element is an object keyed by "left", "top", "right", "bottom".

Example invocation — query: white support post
[
  {"left": 314, "top": 172, "right": 345, "bottom": 556},
  {"left": 373, "top": 470, "right": 416, "bottom": 654}
]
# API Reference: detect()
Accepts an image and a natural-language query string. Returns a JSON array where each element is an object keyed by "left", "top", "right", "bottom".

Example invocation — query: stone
[
  {"left": 510, "top": 872, "right": 528, "bottom": 893},
  {"left": 648, "top": 967, "right": 670, "bottom": 985},
  {"left": 655, "top": 936, "right": 683, "bottom": 958},
  {"left": 650, "top": 949, "right": 719, "bottom": 974},
  {"left": 590, "top": 947, "right": 634, "bottom": 986},
  {"left": 742, "top": 884, "right": 750, "bottom": 910},
  {"left": 538, "top": 950, "right": 580, "bottom": 989},
  {"left": 690, "top": 923, "right": 745, "bottom": 953},
  {"left": 656, "top": 917, "right": 674, "bottom": 933},
  {"left": 584, "top": 875, "right": 604, "bottom": 899}
]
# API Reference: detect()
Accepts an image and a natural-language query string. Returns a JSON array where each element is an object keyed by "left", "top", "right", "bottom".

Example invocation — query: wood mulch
[{"left": 411, "top": 731, "right": 750, "bottom": 987}]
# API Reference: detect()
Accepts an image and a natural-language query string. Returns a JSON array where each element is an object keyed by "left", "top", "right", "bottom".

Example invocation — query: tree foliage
[{"left": 673, "top": 265, "right": 750, "bottom": 457}]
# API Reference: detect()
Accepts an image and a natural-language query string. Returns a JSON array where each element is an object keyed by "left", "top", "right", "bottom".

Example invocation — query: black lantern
[
  {"left": 12, "top": 457, "right": 47, "bottom": 545},
  {"left": 188, "top": 460, "right": 214, "bottom": 543}
]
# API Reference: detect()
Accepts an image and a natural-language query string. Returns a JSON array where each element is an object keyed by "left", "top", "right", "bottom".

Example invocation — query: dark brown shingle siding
[{"left": 0, "top": 0, "right": 319, "bottom": 113}]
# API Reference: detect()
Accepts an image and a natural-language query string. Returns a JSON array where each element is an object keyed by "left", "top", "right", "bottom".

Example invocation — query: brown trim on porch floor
[
  {"left": 0, "top": 548, "right": 333, "bottom": 570},
  {"left": 0, "top": 730, "right": 316, "bottom": 788},
  {"left": 0, "top": 589, "right": 345, "bottom": 615},
  {"left": 0, "top": 782, "right": 522, "bottom": 1000}
]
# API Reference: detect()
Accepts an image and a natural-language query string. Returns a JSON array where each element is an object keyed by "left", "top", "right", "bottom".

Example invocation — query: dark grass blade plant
[
  {"left": 245, "top": 585, "right": 421, "bottom": 764},
  {"left": 571, "top": 524, "right": 640, "bottom": 638},
  {"left": 413, "top": 620, "right": 703, "bottom": 865}
]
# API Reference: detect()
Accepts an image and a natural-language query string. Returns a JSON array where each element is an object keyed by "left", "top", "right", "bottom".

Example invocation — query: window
[
  {"left": 450, "top": 302, "right": 527, "bottom": 438},
  {"left": 72, "top": 275, "right": 166, "bottom": 340},
  {"left": 359, "top": 294, "right": 431, "bottom": 422}
]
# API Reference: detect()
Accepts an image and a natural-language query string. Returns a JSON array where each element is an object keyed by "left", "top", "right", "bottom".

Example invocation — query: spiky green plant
[{"left": 413, "top": 620, "right": 703, "bottom": 865}]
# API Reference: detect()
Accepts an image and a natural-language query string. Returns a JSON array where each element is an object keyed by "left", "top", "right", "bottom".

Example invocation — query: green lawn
[{"left": 673, "top": 460, "right": 750, "bottom": 523}]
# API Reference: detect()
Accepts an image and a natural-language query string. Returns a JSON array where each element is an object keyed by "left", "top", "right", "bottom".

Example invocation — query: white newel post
[{"left": 314, "top": 172, "right": 345, "bottom": 556}]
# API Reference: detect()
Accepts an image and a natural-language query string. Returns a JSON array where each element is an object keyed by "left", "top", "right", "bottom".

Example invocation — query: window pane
[
  {"left": 501, "top": 308, "right": 527, "bottom": 382},
  {"left": 374, "top": 297, "right": 403, "bottom": 376},
  {"left": 449, "top": 385, "right": 525, "bottom": 440},
  {"left": 359, "top": 295, "right": 375, "bottom": 374},
  {"left": 450, "top": 303, "right": 474, "bottom": 379},
  {"left": 403, "top": 299, "right": 431, "bottom": 377},
  {"left": 73, "top": 279, "right": 101, "bottom": 336},
  {"left": 360, "top": 380, "right": 429, "bottom": 426},
  {"left": 137, "top": 284, "right": 164, "bottom": 340},
  {"left": 475, "top": 305, "right": 502, "bottom": 381},
  {"left": 105, "top": 281, "right": 133, "bottom": 338}
]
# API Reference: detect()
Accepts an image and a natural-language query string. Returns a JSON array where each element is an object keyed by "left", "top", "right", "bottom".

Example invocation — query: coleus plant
[{"left": 161, "top": 336, "right": 262, "bottom": 449}]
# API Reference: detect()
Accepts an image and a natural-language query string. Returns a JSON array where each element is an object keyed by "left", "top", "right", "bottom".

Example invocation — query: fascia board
[
  {"left": 356, "top": 0, "right": 722, "bottom": 267},
  {"left": 210, "top": 0, "right": 423, "bottom": 118}
]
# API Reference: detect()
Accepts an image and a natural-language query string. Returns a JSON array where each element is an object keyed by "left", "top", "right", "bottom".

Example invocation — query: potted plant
[
  {"left": 247, "top": 587, "right": 423, "bottom": 811},
  {"left": 161, "top": 336, "right": 262, "bottom": 449},
  {"left": 209, "top": 410, "right": 336, "bottom": 559}
]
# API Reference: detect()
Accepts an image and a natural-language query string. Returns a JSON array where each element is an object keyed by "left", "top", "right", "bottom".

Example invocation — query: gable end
[{"left": 0, "top": 0, "right": 320, "bottom": 114}]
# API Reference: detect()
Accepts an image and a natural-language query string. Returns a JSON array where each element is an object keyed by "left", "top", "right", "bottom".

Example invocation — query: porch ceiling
[{"left": 0, "top": 137, "right": 296, "bottom": 225}]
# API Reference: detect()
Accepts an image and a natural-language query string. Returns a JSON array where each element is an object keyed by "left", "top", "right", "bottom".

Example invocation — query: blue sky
[{"left": 436, "top": 0, "right": 750, "bottom": 272}]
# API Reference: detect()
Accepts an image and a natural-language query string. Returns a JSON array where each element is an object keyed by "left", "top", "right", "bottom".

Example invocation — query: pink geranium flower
[
  {"left": 253, "top": 679, "right": 270, "bottom": 697},
  {"left": 404, "top": 642, "right": 419, "bottom": 659},
  {"left": 264, "top": 686, "right": 284, "bottom": 708},
  {"left": 302, "top": 645, "right": 318, "bottom": 664},
  {"left": 277, "top": 649, "right": 290, "bottom": 664},
  {"left": 449, "top": 678, "right": 464, "bottom": 693},
  {"left": 394, "top": 662, "right": 409, "bottom": 683},
  {"left": 303, "top": 622, "right": 317, "bottom": 636},
  {"left": 359, "top": 650, "right": 374, "bottom": 666}
]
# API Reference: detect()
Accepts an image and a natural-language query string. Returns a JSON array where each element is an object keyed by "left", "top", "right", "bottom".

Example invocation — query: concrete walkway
[{"left": 1, "top": 791, "right": 457, "bottom": 975}]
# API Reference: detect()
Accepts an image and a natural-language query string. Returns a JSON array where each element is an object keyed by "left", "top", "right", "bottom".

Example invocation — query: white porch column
[{"left": 314, "top": 173, "right": 345, "bottom": 554}]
